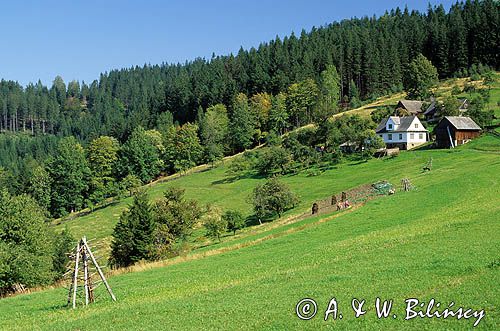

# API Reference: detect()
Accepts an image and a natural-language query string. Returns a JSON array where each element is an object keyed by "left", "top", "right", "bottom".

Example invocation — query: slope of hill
[
  {"left": 51, "top": 75, "right": 497, "bottom": 255},
  {"left": 1, "top": 129, "right": 499, "bottom": 330}
]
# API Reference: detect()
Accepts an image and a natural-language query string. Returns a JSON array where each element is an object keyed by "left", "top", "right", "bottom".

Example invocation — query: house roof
[
  {"left": 443, "top": 116, "right": 481, "bottom": 130},
  {"left": 376, "top": 116, "right": 428, "bottom": 133},
  {"left": 397, "top": 100, "right": 424, "bottom": 114}
]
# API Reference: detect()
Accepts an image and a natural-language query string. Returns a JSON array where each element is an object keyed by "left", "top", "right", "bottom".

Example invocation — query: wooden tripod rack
[{"left": 67, "top": 237, "right": 116, "bottom": 308}]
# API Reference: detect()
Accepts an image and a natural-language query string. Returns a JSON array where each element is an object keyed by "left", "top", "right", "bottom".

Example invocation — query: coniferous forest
[{"left": 0, "top": 0, "right": 498, "bottom": 219}]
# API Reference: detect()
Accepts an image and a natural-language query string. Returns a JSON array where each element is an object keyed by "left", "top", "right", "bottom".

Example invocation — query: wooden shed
[
  {"left": 395, "top": 100, "right": 424, "bottom": 115},
  {"left": 434, "top": 116, "right": 481, "bottom": 148}
]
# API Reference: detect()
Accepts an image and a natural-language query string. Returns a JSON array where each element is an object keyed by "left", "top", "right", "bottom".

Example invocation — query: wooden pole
[
  {"left": 82, "top": 238, "right": 116, "bottom": 302},
  {"left": 83, "top": 238, "right": 89, "bottom": 306},
  {"left": 72, "top": 241, "right": 81, "bottom": 309}
]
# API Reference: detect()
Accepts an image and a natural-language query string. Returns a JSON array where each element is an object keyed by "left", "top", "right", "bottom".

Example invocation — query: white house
[{"left": 375, "top": 116, "right": 428, "bottom": 150}]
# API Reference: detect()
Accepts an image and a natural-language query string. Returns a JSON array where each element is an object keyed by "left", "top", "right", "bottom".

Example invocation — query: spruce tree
[{"left": 109, "top": 191, "right": 155, "bottom": 268}]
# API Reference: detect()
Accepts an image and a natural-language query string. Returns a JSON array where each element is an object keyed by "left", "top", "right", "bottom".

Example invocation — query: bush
[
  {"left": 120, "top": 174, "right": 142, "bottom": 197},
  {"left": 223, "top": 210, "right": 246, "bottom": 235},
  {"left": 254, "top": 146, "right": 292, "bottom": 176},
  {"left": 153, "top": 187, "right": 202, "bottom": 241},
  {"left": 203, "top": 205, "right": 227, "bottom": 242},
  {"left": 52, "top": 228, "right": 75, "bottom": 280},
  {"left": 250, "top": 177, "right": 299, "bottom": 222},
  {"left": 451, "top": 85, "right": 462, "bottom": 95},
  {"left": 0, "top": 191, "right": 56, "bottom": 293},
  {"left": 226, "top": 156, "right": 251, "bottom": 176}
]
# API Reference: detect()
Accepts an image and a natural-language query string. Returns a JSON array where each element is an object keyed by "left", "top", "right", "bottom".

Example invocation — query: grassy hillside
[
  {"left": 52, "top": 74, "right": 498, "bottom": 256},
  {"left": 1, "top": 131, "right": 499, "bottom": 330}
]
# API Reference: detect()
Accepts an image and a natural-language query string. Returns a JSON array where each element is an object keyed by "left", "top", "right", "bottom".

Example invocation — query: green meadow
[
  {"left": 53, "top": 74, "right": 500, "bottom": 255},
  {"left": 1, "top": 131, "right": 498, "bottom": 330}
]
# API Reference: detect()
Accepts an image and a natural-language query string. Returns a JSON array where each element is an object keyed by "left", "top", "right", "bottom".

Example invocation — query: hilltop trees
[
  {"left": 28, "top": 165, "right": 51, "bottom": 212},
  {"left": 0, "top": 1, "right": 499, "bottom": 141},
  {"left": 286, "top": 79, "right": 319, "bottom": 127},
  {"left": 170, "top": 123, "right": 203, "bottom": 173},
  {"left": 404, "top": 54, "right": 439, "bottom": 99},
  {"left": 269, "top": 93, "right": 289, "bottom": 135},
  {"left": 320, "top": 65, "right": 341, "bottom": 112}
]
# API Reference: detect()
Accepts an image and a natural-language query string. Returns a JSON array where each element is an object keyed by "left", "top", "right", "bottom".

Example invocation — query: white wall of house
[
  {"left": 379, "top": 131, "right": 427, "bottom": 144},
  {"left": 378, "top": 117, "right": 428, "bottom": 148}
]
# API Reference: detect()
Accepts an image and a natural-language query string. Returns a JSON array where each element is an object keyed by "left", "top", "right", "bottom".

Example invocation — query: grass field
[
  {"left": 1, "top": 131, "right": 499, "bottom": 330},
  {"left": 53, "top": 74, "right": 499, "bottom": 254}
]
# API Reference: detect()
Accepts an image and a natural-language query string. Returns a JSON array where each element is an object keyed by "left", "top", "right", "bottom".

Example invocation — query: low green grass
[
  {"left": 1, "top": 133, "right": 499, "bottom": 330},
  {"left": 54, "top": 144, "right": 437, "bottom": 254}
]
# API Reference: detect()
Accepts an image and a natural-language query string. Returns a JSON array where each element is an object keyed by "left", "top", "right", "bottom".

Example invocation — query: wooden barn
[
  {"left": 434, "top": 116, "right": 481, "bottom": 148},
  {"left": 395, "top": 100, "right": 424, "bottom": 116}
]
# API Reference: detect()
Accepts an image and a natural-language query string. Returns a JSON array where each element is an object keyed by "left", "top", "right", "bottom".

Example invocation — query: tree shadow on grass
[
  {"left": 211, "top": 172, "right": 266, "bottom": 185},
  {"left": 245, "top": 214, "right": 276, "bottom": 227},
  {"left": 347, "top": 159, "right": 369, "bottom": 166}
]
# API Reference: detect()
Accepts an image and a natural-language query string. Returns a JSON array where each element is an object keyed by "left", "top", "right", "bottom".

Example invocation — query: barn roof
[
  {"left": 443, "top": 116, "right": 481, "bottom": 130},
  {"left": 397, "top": 100, "right": 424, "bottom": 114}
]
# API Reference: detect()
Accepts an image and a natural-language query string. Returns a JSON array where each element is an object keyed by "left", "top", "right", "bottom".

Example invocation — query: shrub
[
  {"left": 153, "top": 187, "right": 202, "bottom": 241},
  {"left": 451, "top": 85, "right": 462, "bottom": 95},
  {"left": 0, "top": 191, "right": 55, "bottom": 292},
  {"left": 203, "top": 205, "right": 227, "bottom": 242},
  {"left": 250, "top": 177, "right": 299, "bottom": 222},
  {"left": 223, "top": 210, "right": 246, "bottom": 235}
]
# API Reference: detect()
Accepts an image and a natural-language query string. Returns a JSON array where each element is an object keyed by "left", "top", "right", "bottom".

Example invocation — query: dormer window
[{"left": 388, "top": 124, "right": 393, "bottom": 130}]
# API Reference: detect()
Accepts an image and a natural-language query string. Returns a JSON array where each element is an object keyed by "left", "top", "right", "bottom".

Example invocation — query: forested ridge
[{"left": 1, "top": 1, "right": 498, "bottom": 139}]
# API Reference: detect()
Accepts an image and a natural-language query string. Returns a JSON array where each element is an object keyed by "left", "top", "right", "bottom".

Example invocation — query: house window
[
  {"left": 410, "top": 133, "right": 415, "bottom": 139},
  {"left": 388, "top": 124, "right": 393, "bottom": 130},
  {"left": 388, "top": 134, "right": 392, "bottom": 140},
  {"left": 415, "top": 123, "right": 418, "bottom": 128},
  {"left": 419, "top": 133, "right": 423, "bottom": 139},
  {"left": 399, "top": 133, "right": 402, "bottom": 140}
]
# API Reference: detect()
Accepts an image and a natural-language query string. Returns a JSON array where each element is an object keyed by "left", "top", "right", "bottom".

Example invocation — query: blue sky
[{"left": 0, "top": 0, "right": 456, "bottom": 86}]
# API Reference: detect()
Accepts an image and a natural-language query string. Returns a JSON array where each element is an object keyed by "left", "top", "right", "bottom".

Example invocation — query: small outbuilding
[
  {"left": 395, "top": 100, "right": 424, "bottom": 116},
  {"left": 423, "top": 98, "right": 469, "bottom": 122},
  {"left": 434, "top": 116, "right": 481, "bottom": 148}
]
